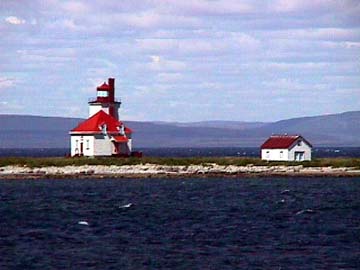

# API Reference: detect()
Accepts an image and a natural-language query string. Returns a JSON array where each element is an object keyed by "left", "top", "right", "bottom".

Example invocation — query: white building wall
[
  {"left": 93, "top": 135, "right": 113, "bottom": 156},
  {"left": 83, "top": 136, "right": 94, "bottom": 156},
  {"left": 88, "top": 103, "right": 120, "bottom": 119},
  {"left": 70, "top": 136, "right": 79, "bottom": 156},
  {"left": 70, "top": 135, "right": 94, "bottom": 156},
  {"left": 89, "top": 104, "right": 110, "bottom": 118},
  {"left": 288, "top": 141, "right": 312, "bottom": 161},
  {"left": 71, "top": 134, "right": 132, "bottom": 157},
  {"left": 261, "top": 149, "right": 289, "bottom": 161},
  {"left": 127, "top": 139, "right": 132, "bottom": 153}
]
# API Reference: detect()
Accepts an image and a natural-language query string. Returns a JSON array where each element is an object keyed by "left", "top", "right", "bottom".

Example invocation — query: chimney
[{"left": 108, "top": 78, "right": 115, "bottom": 102}]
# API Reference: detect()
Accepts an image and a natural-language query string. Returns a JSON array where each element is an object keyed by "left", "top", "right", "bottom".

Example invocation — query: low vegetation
[{"left": 0, "top": 156, "right": 360, "bottom": 169}]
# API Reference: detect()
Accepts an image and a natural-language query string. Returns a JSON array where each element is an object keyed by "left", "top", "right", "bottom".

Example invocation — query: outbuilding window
[
  {"left": 86, "top": 139, "right": 90, "bottom": 150},
  {"left": 280, "top": 151, "right": 283, "bottom": 158}
]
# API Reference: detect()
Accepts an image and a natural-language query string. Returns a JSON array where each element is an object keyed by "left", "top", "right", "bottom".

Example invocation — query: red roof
[
  {"left": 261, "top": 135, "right": 310, "bottom": 149},
  {"left": 124, "top": 127, "right": 132, "bottom": 134},
  {"left": 111, "top": 135, "right": 128, "bottom": 143},
  {"left": 97, "top": 82, "right": 110, "bottom": 90},
  {"left": 70, "top": 110, "right": 132, "bottom": 134}
]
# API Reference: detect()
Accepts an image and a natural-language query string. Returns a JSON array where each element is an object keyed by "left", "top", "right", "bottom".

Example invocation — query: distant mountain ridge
[
  {"left": 0, "top": 111, "right": 359, "bottom": 148},
  {"left": 153, "top": 120, "right": 267, "bottom": 130}
]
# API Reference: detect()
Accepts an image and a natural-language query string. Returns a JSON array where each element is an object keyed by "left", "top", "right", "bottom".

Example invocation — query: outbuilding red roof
[
  {"left": 70, "top": 110, "right": 132, "bottom": 134},
  {"left": 111, "top": 135, "right": 128, "bottom": 143},
  {"left": 124, "top": 127, "right": 132, "bottom": 134},
  {"left": 97, "top": 82, "right": 110, "bottom": 90},
  {"left": 261, "top": 135, "right": 310, "bottom": 149}
]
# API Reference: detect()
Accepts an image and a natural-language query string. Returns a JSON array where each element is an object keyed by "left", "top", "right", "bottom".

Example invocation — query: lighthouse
[{"left": 69, "top": 78, "right": 133, "bottom": 157}]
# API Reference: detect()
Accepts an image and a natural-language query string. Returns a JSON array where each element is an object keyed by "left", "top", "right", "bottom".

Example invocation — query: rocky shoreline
[{"left": 1, "top": 163, "right": 360, "bottom": 179}]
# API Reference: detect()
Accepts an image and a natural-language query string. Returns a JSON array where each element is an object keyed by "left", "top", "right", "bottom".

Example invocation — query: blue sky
[{"left": 1, "top": 0, "right": 359, "bottom": 122}]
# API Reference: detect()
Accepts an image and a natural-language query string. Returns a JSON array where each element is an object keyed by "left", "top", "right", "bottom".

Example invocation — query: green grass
[{"left": 0, "top": 156, "right": 360, "bottom": 169}]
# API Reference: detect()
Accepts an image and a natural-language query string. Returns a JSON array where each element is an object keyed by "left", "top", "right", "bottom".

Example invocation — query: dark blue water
[
  {"left": 0, "top": 147, "right": 360, "bottom": 158},
  {"left": 1, "top": 178, "right": 359, "bottom": 269}
]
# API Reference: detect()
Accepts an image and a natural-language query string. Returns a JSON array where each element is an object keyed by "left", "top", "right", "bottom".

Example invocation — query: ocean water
[
  {"left": 0, "top": 147, "right": 360, "bottom": 158},
  {"left": 1, "top": 177, "right": 359, "bottom": 269}
]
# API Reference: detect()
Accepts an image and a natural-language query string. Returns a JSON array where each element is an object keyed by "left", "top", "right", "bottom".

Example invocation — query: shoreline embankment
[{"left": 1, "top": 163, "right": 360, "bottom": 179}]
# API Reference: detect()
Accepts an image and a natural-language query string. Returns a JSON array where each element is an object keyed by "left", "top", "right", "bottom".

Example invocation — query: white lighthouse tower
[{"left": 69, "top": 78, "right": 133, "bottom": 157}]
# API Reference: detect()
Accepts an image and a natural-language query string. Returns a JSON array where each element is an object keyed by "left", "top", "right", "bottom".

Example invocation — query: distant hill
[
  {"left": 0, "top": 115, "right": 83, "bottom": 148},
  {"left": 0, "top": 111, "right": 359, "bottom": 148},
  {"left": 245, "top": 111, "right": 360, "bottom": 147},
  {"left": 153, "top": 121, "right": 267, "bottom": 130}
]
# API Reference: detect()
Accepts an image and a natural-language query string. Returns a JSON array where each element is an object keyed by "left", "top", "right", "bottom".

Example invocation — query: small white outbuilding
[{"left": 261, "top": 135, "right": 312, "bottom": 162}]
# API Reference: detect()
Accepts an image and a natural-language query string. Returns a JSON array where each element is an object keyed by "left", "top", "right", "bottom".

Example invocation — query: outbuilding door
[{"left": 295, "top": 151, "right": 304, "bottom": 161}]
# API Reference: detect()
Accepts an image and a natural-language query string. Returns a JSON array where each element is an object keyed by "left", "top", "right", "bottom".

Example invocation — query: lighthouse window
[{"left": 97, "top": 90, "right": 108, "bottom": 97}]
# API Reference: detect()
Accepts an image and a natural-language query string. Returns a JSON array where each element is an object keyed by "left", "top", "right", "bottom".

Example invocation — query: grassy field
[{"left": 0, "top": 156, "right": 360, "bottom": 169}]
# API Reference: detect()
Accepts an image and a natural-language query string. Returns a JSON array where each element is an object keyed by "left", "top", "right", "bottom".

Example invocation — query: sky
[{"left": 0, "top": 0, "right": 359, "bottom": 122}]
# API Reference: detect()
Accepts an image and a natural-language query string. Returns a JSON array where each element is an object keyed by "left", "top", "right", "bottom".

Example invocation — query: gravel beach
[{"left": 1, "top": 163, "right": 360, "bottom": 179}]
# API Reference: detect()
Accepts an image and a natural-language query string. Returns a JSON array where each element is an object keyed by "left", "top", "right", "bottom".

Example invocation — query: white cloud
[
  {"left": 146, "top": 56, "right": 186, "bottom": 72},
  {"left": 198, "top": 82, "right": 223, "bottom": 91},
  {"left": 266, "top": 28, "right": 360, "bottom": 42},
  {"left": 262, "top": 78, "right": 330, "bottom": 95},
  {"left": 272, "top": 0, "right": 360, "bottom": 18},
  {"left": 61, "top": 1, "right": 90, "bottom": 14},
  {"left": 5, "top": 16, "right": 26, "bottom": 25},
  {"left": 156, "top": 72, "right": 183, "bottom": 83},
  {"left": 16, "top": 49, "right": 75, "bottom": 64},
  {"left": 108, "top": 11, "right": 201, "bottom": 29},
  {"left": 0, "top": 77, "right": 16, "bottom": 89},
  {"left": 151, "top": 55, "right": 161, "bottom": 63},
  {"left": 136, "top": 33, "right": 260, "bottom": 55},
  {"left": 46, "top": 18, "right": 88, "bottom": 31},
  {"left": 335, "top": 87, "right": 360, "bottom": 94},
  {"left": 62, "top": 19, "right": 79, "bottom": 31},
  {"left": 81, "top": 77, "right": 106, "bottom": 94},
  {"left": 136, "top": 39, "right": 178, "bottom": 52},
  {"left": 262, "top": 78, "right": 304, "bottom": 91},
  {"left": 42, "top": 9, "right": 200, "bottom": 33},
  {"left": 344, "top": 42, "right": 360, "bottom": 49},
  {"left": 156, "top": 0, "right": 254, "bottom": 15},
  {"left": 83, "top": 63, "right": 119, "bottom": 93},
  {"left": 273, "top": 0, "right": 335, "bottom": 12},
  {"left": 260, "top": 62, "right": 330, "bottom": 71}
]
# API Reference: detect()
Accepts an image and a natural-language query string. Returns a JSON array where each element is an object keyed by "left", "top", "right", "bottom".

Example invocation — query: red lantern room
[
  {"left": 88, "top": 78, "right": 121, "bottom": 120},
  {"left": 96, "top": 78, "right": 115, "bottom": 103}
]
